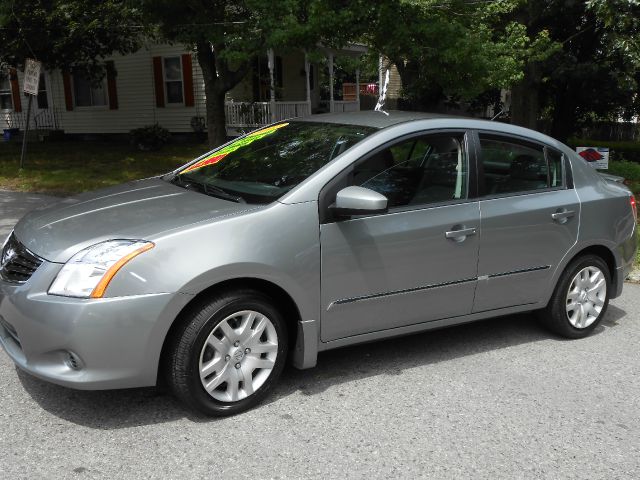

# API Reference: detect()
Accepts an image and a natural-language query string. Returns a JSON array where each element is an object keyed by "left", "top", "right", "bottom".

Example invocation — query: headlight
[{"left": 48, "top": 240, "right": 154, "bottom": 298}]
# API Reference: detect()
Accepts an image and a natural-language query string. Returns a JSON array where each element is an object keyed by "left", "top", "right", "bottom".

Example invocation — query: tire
[
  {"left": 166, "top": 289, "right": 288, "bottom": 416},
  {"left": 538, "top": 254, "right": 611, "bottom": 339}
]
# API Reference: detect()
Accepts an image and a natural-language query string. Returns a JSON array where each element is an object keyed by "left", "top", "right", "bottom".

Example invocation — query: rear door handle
[
  {"left": 445, "top": 227, "right": 477, "bottom": 241},
  {"left": 551, "top": 210, "right": 575, "bottom": 222}
]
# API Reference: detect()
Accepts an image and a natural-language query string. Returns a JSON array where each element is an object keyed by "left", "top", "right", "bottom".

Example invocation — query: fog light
[{"left": 65, "top": 351, "right": 83, "bottom": 371}]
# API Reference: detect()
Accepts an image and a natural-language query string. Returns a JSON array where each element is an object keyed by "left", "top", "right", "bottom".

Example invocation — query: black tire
[
  {"left": 166, "top": 289, "right": 288, "bottom": 416},
  {"left": 538, "top": 254, "right": 611, "bottom": 339}
]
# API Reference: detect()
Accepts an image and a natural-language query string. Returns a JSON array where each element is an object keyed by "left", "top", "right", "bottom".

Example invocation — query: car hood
[{"left": 14, "top": 178, "right": 259, "bottom": 262}]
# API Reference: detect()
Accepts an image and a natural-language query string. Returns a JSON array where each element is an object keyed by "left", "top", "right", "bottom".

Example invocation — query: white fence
[{"left": 225, "top": 101, "right": 311, "bottom": 129}]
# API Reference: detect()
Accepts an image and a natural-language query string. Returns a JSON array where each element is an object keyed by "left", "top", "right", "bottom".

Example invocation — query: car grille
[{"left": 0, "top": 233, "right": 43, "bottom": 284}]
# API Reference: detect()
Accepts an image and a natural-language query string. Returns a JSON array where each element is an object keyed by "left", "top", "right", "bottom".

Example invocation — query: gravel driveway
[{"left": 1, "top": 190, "right": 639, "bottom": 479}]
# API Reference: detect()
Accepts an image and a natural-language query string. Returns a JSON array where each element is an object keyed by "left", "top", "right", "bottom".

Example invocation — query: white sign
[
  {"left": 23, "top": 59, "right": 41, "bottom": 96},
  {"left": 576, "top": 146, "right": 609, "bottom": 170}
]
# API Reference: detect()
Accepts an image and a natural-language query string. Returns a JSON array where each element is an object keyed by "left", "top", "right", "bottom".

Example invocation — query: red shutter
[
  {"left": 9, "top": 68, "right": 21, "bottom": 112},
  {"left": 62, "top": 71, "right": 73, "bottom": 111},
  {"left": 181, "top": 54, "right": 195, "bottom": 107},
  {"left": 152, "top": 56, "right": 165, "bottom": 107},
  {"left": 106, "top": 61, "right": 118, "bottom": 110}
]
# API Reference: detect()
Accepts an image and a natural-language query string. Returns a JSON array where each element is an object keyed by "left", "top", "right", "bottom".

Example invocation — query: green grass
[{"left": 0, "top": 140, "right": 207, "bottom": 195}]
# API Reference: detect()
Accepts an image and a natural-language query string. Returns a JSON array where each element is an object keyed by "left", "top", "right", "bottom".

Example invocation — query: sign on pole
[
  {"left": 576, "top": 146, "right": 609, "bottom": 170},
  {"left": 23, "top": 58, "right": 41, "bottom": 96}
]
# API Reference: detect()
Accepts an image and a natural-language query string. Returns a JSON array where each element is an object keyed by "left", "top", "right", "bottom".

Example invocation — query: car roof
[
  {"left": 299, "top": 110, "right": 459, "bottom": 129},
  {"left": 298, "top": 110, "right": 570, "bottom": 152}
]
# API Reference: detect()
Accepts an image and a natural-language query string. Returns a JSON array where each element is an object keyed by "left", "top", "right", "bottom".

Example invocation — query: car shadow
[{"left": 17, "top": 305, "right": 627, "bottom": 429}]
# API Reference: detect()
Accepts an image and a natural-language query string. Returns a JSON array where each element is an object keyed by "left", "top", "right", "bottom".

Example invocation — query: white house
[{"left": 1, "top": 43, "right": 368, "bottom": 138}]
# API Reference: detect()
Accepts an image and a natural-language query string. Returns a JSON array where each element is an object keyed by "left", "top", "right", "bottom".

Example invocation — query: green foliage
[
  {"left": 366, "top": 0, "right": 557, "bottom": 110},
  {"left": 130, "top": 124, "right": 171, "bottom": 151},
  {"left": 608, "top": 160, "right": 640, "bottom": 182},
  {"left": 0, "top": 1, "right": 144, "bottom": 80},
  {"left": 511, "top": 0, "right": 640, "bottom": 139}
]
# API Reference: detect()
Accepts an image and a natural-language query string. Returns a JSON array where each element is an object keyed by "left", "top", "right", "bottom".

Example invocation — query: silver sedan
[{"left": 0, "top": 111, "right": 637, "bottom": 415}]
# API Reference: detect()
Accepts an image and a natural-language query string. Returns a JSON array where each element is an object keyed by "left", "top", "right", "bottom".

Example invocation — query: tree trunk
[
  {"left": 550, "top": 86, "right": 578, "bottom": 143},
  {"left": 206, "top": 88, "right": 228, "bottom": 148},
  {"left": 195, "top": 40, "right": 251, "bottom": 148},
  {"left": 510, "top": 64, "right": 540, "bottom": 130}
]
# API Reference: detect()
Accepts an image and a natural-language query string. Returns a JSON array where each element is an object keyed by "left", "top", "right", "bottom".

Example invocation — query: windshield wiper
[
  {"left": 170, "top": 175, "right": 245, "bottom": 203},
  {"left": 202, "top": 184, "right": 246, "bottom": 203}
]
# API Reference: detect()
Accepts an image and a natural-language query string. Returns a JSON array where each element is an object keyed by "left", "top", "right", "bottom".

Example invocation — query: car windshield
[{"left": 166, "top": 121, "right": 376, "bottom": 204}]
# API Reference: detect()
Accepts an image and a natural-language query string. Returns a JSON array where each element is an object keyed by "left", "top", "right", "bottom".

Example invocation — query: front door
[
  {"left": 320, "top": 131, "right": 480, "bottom": 342},
  {"left": 473, "top": 133, "right": 580, "bottom": 312}
]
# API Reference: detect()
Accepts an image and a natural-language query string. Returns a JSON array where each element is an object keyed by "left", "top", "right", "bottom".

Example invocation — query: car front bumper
[{"left": 0, "top": 261, "right": 192, "bottom": 390}]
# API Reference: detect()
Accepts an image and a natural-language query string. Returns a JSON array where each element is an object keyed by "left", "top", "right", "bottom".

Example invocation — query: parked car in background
[{"left": 1, "top": 111, "right": 637, "bottom": 416}]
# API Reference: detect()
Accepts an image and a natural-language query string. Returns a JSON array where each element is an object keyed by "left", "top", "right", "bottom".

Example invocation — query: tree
[
  {"left": 137, "top": 0, "right": 372, "bottom": 147},
  {"left": 364, "top": 0, "right": 554, "bottom": 113},
  {"left": 509, "top": 0, "right": 640, "bottom": 141},
  {"left": 0, "top": 0, "right": 144, "bottom": 79}
]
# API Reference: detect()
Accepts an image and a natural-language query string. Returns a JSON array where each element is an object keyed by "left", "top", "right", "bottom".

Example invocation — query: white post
[
  {"left": 328, "top": 52, "right": 334, "bottom": 113},
  {"left": 378, "top": 55, "right": 384, "bottom": 95},
  {"left": 304, "top": 53, "right": 311, "bottom": 116},
  {"left": 268, "top": 48, "right": 276, "bottom": 122},
  {"left": 355, "top": 67, "right": 360, "bottom": 111}
]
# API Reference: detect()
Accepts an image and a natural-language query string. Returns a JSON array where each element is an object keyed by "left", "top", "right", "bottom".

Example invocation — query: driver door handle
[
  {"left": 551, "top": 210, "right": 575, "bottom": 222},
  {"left": 445, "top": 227, "right": 477, "bottom": 240}
]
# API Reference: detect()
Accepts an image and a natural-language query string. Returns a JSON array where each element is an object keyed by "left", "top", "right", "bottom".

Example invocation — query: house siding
[{"left": 0, "top": 44, "right": 207, "bottom": 134}]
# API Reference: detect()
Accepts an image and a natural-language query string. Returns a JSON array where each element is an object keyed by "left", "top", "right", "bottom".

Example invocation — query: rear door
[
  {"left": 473, "top": 132, "right": 580, "bottom": 312},
  {"left": 319, "top": 131, "right": 480, "bottom": 342}
]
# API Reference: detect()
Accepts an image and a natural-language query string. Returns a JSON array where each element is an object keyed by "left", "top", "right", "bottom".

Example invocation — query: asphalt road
[{"left": 1, "top": 190, "right": 639, "bottom": 479}]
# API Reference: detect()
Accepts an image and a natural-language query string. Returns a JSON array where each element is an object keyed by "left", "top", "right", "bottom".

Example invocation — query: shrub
[
  {"left": 130, "top": 124, "right": 171, "bottom": 151},
  {"left": 608, "top": 160, "right": 640, "bottom": 181}
]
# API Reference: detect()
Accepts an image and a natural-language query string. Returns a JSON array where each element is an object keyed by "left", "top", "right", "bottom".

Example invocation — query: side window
[
  {"left": 0, "top": 74, "right": 12, "bottom": 110},
  {"left": 73, "top": 70, "right": 107, "bottom": 107},
  {"left": 479, "top": 136, "right": 549, "bottom": 195},
  {"left": 546, "top": 148, "right": 564, "bottom": 188},
  {"left": 163, "top": 57, "right": 184, "bottom": 104},
  {"left": 352, "top": 134, "right": 467, "bottom": 208}
]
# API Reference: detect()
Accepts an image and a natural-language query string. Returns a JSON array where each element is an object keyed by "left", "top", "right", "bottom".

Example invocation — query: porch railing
[
  {"left": 274, "top": 101, "right": 310, "bottom": 120},
  {"left": 333, "top": 101, "right": 359, "bottom": 113},
  {"left": 1, "top": 108, "right": 60, "bottom": 131},
  {"left": 225, "top": 101, "right": 311, "bottom": 129}
]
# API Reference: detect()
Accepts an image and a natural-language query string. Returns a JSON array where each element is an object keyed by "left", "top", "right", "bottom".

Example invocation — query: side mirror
[{"left": 330, "top": 186, "right": 388, "bottom": 217}]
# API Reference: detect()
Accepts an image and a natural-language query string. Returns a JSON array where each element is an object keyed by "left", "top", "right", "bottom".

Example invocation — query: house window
[
  {"left": 0, "top": 75, "right": 12, "bottom": 110},
  {"left": 37, "top": 73, "right": 48, "bottom": 109},
  {"left": 163, "top": 57, "right": 184, "bottom": 104},
  {"left": 73, "top": 71, "right": 107, "bottom": 107}
]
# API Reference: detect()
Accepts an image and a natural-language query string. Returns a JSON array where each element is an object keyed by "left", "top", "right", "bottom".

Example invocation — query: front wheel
[
  {"left": 538, "top": 254, "right": 610, "bottom": 339},
  {"left": 166, "top": 290, "right": 288, "bottom": 416}
]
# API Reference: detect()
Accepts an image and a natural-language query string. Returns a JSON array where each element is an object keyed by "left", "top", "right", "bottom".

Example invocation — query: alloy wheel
[
  {"left": 565, "top": 266, "right": 607, "bottom": 329},
  {"left": 198, "top": 310, "right": 278, "bottom": 402}
]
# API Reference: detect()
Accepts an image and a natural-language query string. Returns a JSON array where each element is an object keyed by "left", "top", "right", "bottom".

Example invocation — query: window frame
[
  {"left": 162, "top": 56, "right": 185, "bottom": 106},
  {"left": 72, "top": 70, "right": 108, "bottom": 109},
  {"left": 0, "top": 72, "right": 13, "bottom": 111},
  {"left": 36, "top": 72, "right": 48, "bottom": 109},
  {"left": 319, "top": 129, "right": 475, "bottom": 224},
  {"left": 473, "top": 130, "right": 571, "bottom": 200}
]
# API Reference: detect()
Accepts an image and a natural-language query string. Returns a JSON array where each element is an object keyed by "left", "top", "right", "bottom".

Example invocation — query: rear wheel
[
  {"left": 539, "top": 254, "right": 610, "bottom": 338},
  {"left": 166, "top": 290, "right": 288, "bottom": 416}
]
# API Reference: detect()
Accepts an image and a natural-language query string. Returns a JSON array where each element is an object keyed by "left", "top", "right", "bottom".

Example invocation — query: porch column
[
  {"left": 268, "top": 48, "right": 277, "bottom": 123},
  {"left": 328, "top": 52, "right": 334, "bottom": 113},
  {"left": 355, "top": 67, "right": 360, "bottom": 111},
  {"left": 304, "top": 53, "right": 312, "bottom": 116}
]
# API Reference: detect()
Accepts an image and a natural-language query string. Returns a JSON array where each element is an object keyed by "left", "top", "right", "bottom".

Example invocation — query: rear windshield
[{"left": 167, "top": 121, "right": 376, "bottom": 204}]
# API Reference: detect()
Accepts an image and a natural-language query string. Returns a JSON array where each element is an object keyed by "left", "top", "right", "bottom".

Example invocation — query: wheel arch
[
  {"left": 157, "top": 277, "right": 315, "bottom": 385},
  {"left": 548, "top": 243, "right": 618, "bottom": 305}
]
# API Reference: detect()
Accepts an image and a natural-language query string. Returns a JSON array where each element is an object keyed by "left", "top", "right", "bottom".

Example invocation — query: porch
[{"left": 224, "top": 47, "right": 364, "bottom": 134}]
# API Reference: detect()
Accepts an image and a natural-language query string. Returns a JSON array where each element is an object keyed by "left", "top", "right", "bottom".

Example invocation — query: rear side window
[
  {"left": 479, "top": 137, "right": 555, "bottom": 195},
  {"left": 546, "top": 148, "right": 564, "bottom": 188}
]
